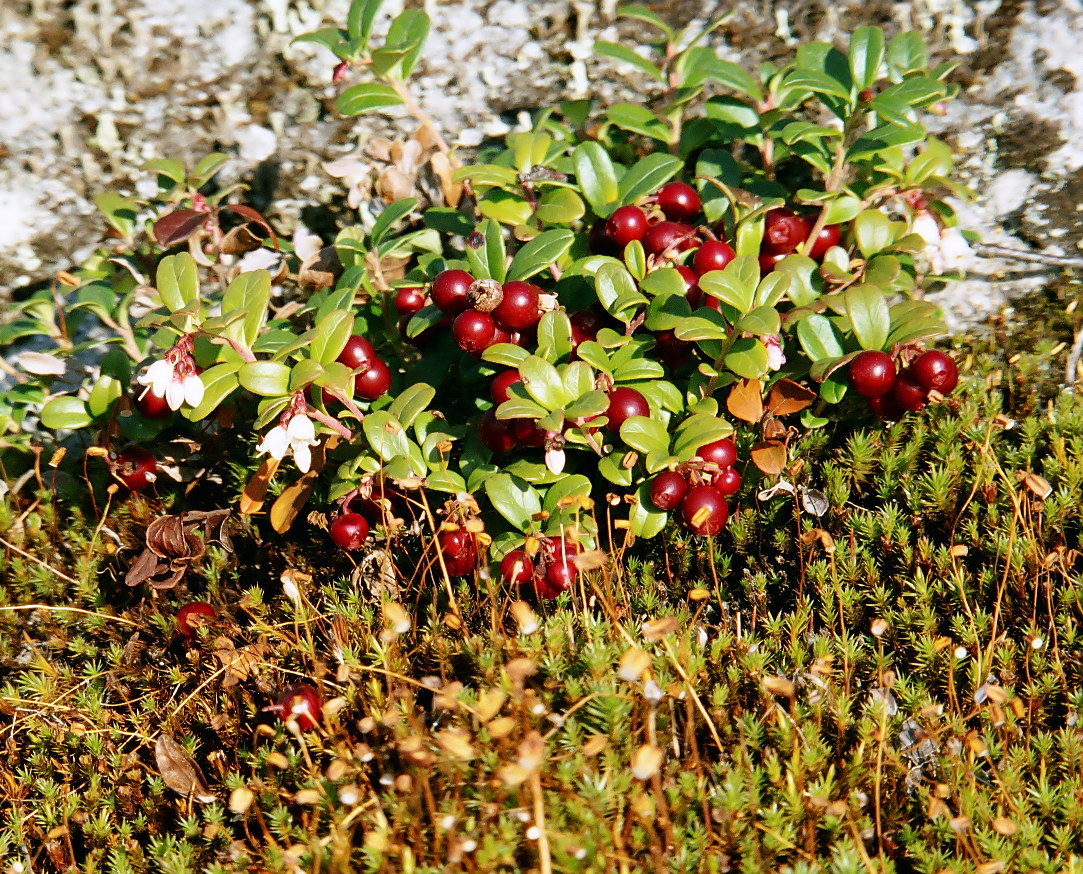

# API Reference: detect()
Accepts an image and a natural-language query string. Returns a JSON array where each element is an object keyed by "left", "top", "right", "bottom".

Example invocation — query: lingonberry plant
[{"left": 0, "top": 2, "right": 970, "bottom": 596}]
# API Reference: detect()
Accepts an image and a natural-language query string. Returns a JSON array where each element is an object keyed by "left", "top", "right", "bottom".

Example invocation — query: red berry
[
  {"left": 354, "top": 358, "right": 392, "bottom": 399},
  {"left": 911, "top": 350, "right": 959, "bottom": 395},
  {"left": 649, "top": 471, "right": 687, "bottom": 510},
  {"left": 606, "top": 387, "right": 650, "bottom": 431},
  {"left": 588, "top": 218, "right": 621, "bottom": 256},
  {"left": 177, "top": 602, "right": 216, "bottom": 642},
  {"left": 491, "top": 370, "right": 523, "bottom": 404},
  {"left": 115, "top": 446, "right": 156, "bottom": 491},
  {"left": 807, "top": 223, "right": 841, "bottom": 260},
  {"left": 642, "top": 222, "right": 697, "bottom": 257},
  {"left": 675, "top": 265, "right": 702, "bottom": 308},
  {"left": 713, "top": 467, "right": 742, "bottom": 497},
  {"left": 890, "top": 370, "right": 928, "bottom": 413},
  {"left": 338, "top": 335, "right": 377, "bottom": 370},
  {"left": 133, "top": 385, "right": 172, "bottom": 419},
  {"left": 848, "top": 351, "right": 897, "bottom": 399},
  {"left": 653, "top": 330, "right": 691, "bottom": 368},
  {"left": 570, "top": 308, "right": 607, "bottom": 347},
  {"left": 500, "top": 550, "right": 535, "bottom": 587},
  {"left": 510, "top": 418, "right": 546, "bottom": 447},
  {"left": 657, "top": 182, "right": 702, "bottom": 223},
  {"left": 453, "top": 309, "right": 496, "bottom": 355},
  {"left": 697, "top": 437, "right": 736, "bottom": 468},
  {"left": 439, "top": 529, "right": 477, "bottom": 576},
  {"left": 494, "top": 281, "right": 542, "bottom": 331},
  {"left": 868, "top": 393, "right": 904, "bottom": 421},
  {"left": 330, "top": 512, "right": 369, "bottom": 550},
  {"left": 274, "top": 684, "right": 322, "bottom": 731},
  {"left": 758, "top": 252, "right": 788, "bottom": 275},
  {"left": 478, "top": 409, "right": 517, "bottom": 453},
  {"left": 606, "top": 205, "right": 649, "bottom": 247},
  {"left": 431, "top": 269, "right": 474, "bottom": 314},
  {"left": 681, "top": 485, "right": 729, "bottom": 535},
  {"left": 538, "top": 559, "right": 576, "bottom": 599},
  {"left": 692, "top": 239, "right": 737, "bottom": 275},
  {"left": 393, "top": 286, "right": 426, "bottom": 316},
  {"left": 763, "top": 208, "right": 810, "bottom": 254}
]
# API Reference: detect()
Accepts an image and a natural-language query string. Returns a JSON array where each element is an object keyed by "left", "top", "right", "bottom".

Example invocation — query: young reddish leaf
[
  {"left": 765, "top": 378, "right": 817, "bottom": 416},
  {"left": 750, "top": 439, "right": 788, "bottom": 475},
  {"left": 727, "top": 377, "right": 764, "bottom": 423},
  {"left": 153, "top": 209, "right": 206, "bottom": 246}
]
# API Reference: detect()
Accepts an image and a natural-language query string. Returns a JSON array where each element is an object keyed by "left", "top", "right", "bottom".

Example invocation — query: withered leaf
[
  {"left": 214, "top": 637, "right": 271, "bottom": 689},
  {"left": 298, "top": 245, "right": 342, "bottom": 291},
  {"left": 155, "top": 735, "right": 215, "bottom": 802},
  {"left": 765, "top": 378, "right": 817, "bottom": 417},
  {"left": 751, "top": 439, "right": 788, "bottom": 476},
  {"left": 219, "top": 223, "right": 263, "bottom": 255},
  {"left": 219, "top": 204, "right": 279, "bottom": 250},
  {"left": 240, "top": 457, "right": 280, "bottom": 515},
  {"left": 726, "top": 377, "right": 764, "bottom": 424}
]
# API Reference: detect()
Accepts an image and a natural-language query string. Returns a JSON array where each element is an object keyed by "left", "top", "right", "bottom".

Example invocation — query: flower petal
[
  {"left": 293, "top": 442, "right": 312, "bottom": 474},
  {"left": 138, "top": 359, "right": 174, "bottom": 392},
  {"left": 165, "top": 378, "right": 186, "bottom": 411},
  {"left": 256, "top": 425, "right": 289, "bottom": 460},
  {"left": 286, "top": 413, "right": 316, "bottom": 444},
  {"left": 183, "top": 373, "right": 205, "bottom": 408}
]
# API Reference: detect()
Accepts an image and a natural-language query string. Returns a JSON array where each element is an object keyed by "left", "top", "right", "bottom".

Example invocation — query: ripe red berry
[
  {"left": 606, "top": 205, "right": 649, "bottom": 247},
  {"left": 890, "top": 370, "right": 928, "bottom": 413},
  {"left": 643, "top": 221, "right": 697, "bottom": 257},
  {"left": 692, "top": 239, "right": 737, "bottom": 275},
  {"left": 807, "top": 223, "right": 841, "bottom": 260},
  {"left": 510, "top": 418, "right": 546, "bottom": 447},
  {"left": 439, "top": 529, "right": 478, "bottom": 577},
  {"left": 354, "top": 358, "right": 392, "bottom": 400},
  {"left": 491, "top": 370, "right": 523, "bottom": 404},
  {"left": 758, "top": 252, "right": 788, "bottom": 275},
  {"left": 330, "top": 512, "right": 369, "bottom": 550},
  {"left": 649, "top": 471, "right": 687, "bottom": 510},
  {"left": 115, "top": 446, "right": 156, "bottom": 491},
  {"left": 653, "top": 330, "right": 691, "bottom": 368},
  {"left": 393, "top": 286, "right": 426, "bottom": 316},
  {"left": 657, "top": 182, "right": 702, "bottom": 223},
  {"left": 570, "top": 308, "right": 607, "bottom": 347},
  {"left": 588, "top": 218, "right": 621, "bottom": 256},
  {"left": 431, "top": 269, "right": 474, "bottom": 314},
  {"left": 697, "top": 437, "right": 737, "bottom": 468},
  {"left": 606, "top": 387, "right": 650, "bottom": 430},
  {"left": 910, "top": 350, "right": 959, "bottom": 395},
  {"left": 868, "top": 393, "right": 904, "bottom": 421},
  {"left": 274, "top": 684, "right": 322, "bottom": 731},
  {"left": 177, "top": 602, "right": 216, "bottom": 642},
  {"left": 453, "top": 309, "right": 496, "bottom": 355},
  {"left": 713, "top": 467, "right": 742, "bottom": 497},
  {"left": 763, "top": 208, "right": 810, "bottom": 254},
  {"left": 848, "top": 351, "right": 897, "bottom": 399},
  {"left": 338, "top": 335, "right": 377, "bottom": 370},
  {"left": 500, "top": 550, "right": 536, "bottom": 587},
  {"left": 133, "top": 385, "right": 172, "bottom": 419},
  {"left": 537, "top": 558, "right": 576, "bottom": 599},
  {"left": 681, "top": 485, "right": 729, "bottom": 535},
  {"left": 494, "top": 281, "right": 542, "bottom": 332},
  {"left": 674, "top": 264, "right": 703, "bottom": 308},
  {"left": 478, "top": 409, "right": 517, "bottom": 453}
]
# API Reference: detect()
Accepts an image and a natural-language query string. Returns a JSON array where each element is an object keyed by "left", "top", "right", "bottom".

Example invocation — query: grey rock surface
[{"left": 1, "top": 0, "right": 1081, "bottom": 329}]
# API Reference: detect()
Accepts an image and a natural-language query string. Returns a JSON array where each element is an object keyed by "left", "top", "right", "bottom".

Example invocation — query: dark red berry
[
  {"left": 681, "top": 485, "right": 729, "bottom": 535},
  {"left": 697, "top": 437, "right": 736, "bottom": 468},
  {"left": 763, "top": 208, "right": 810, "bottom": 254},
  {"left": 911, "top": 350, "right": 959, "bottom": 395},
  {"left": 538, "top": 558, "right": 576, "bottom": 599},
  {"left": 807, "top": 223, "right": 841, "bottom": 260},
  {"left": 570, "top": 308, "right": 607, "bottom": 347},
  {"left": 338, "top": 335, "right": 377, "bottom": 370},
  {"left": 713, "top": 467, "right": 742, "bottom": 497},
  {"left": 115, "top": 446, "right": 156, "bottom": 491},
  {"left": 177, "top": 602, "right": 216, "bottom": 642},
  {"left": 478, "top": 409, "right": 517, "bottom": 453},
  {"left": 657, "top": 182, "right": 702, "bottom": 223},
  {"left": 848, "top": 351, "right": 897, "bottom": 399},
  {"left": 890, "top": 370, "right": 928, "bottom": 413},
  {"left": 643, "top": 222, "right": 697, "bottom": 257},
  {"left": 393, "top": 286, "right": 426, "bottom": 316},
  {"left": 606, "top": 387, "right": 650, "bottom": 431},
  {"left": 133, "top": 385, "right": 172, "bottom": 419},
  {"left": 330, "top": 512, "right": 369, "bottom": 550},
  {"left": 494, "top": 281, "right": 542, "bottom": 332},
  {"left": 649, "top": 471, "right": 687, "bottom": 510},
  {"left": 510, "top": 418, "right": 546, "bottom": 447},
  {"left": 868, "top": 393, "right": 904, "bottom": 421},
  {"left": 491, "top": 370, "right": 523, "bottom": 404},
  {"left": 452, "top": 309, "right": 496, "bottom": 355},
  {"left": 692, "top": 239, "right": 737, "bottom": 275},
  {"left": 653, "top": 330, "right": 691, "bottom": 368},
  {"left": 675, "top": 264, "right": 702, "bottom": 308},
  {"left": 588, "top": 218, "right": 621, "bottom": 256},
  {"left": 431, "top": 269, "right": 474, "bottom": 314},
  {"left": 439, "top": 529, "right": 478, "bottom": 577},
  {"left": 758, "top": 252, "right": 789, "bottom": 275},
  {"left": 274, "top": 684, "right": 322, "bottom": 731},
  {"left": 500, "top": 550, "right": 535, "bottom": 587},
  {"left": 354, "top": 358, "right": 391, "bottom": 399},
  {"left": 606, "top": 205, "right": 649, "bottom": 247}
]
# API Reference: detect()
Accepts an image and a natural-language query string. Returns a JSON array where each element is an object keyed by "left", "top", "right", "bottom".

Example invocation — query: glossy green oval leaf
[
  {"left": 507, "top": 229, "right": 575, "bottom": 282},
  {"left": 724, "top": 336, "right": 769, "bottom": 379},
  {"left": 617, "top": 153, "right": 683, "bottom": 204},
  {"left": 629, "top": 480, "right": 668, "bottom": 538},
  {"left": 619, "top": 416, "right": 669, "bottom": 454},
  {"left": 336, "top": 82, "right": 404, "bottom": 116},
  {"left": 156, "top": 253, "right": 199, "bottom": 312},
  {"left": 796, "top": 313, "right": 845, "bottom": 361},
  {"left": 310, "top": 309, "right": 355, "bottom": 365},
  {"left": 573, "top": 142, "right": 620, "bottom": 217},
  {"left": 519, "top": 355, "right": 566, "bottom": 410},
  {"left": 848, "top": 26, "right": 885, "bottom": 91},
  {"left": 844, "top": 283, "right": 891, "bottom": 351},
  {"left": 594, "top": 40, "right": 666, "bottom": 82},
  {"left": 239, "top": 361, "right": 291, "bottom": 397},
  {"left": 735, "top": 305, "right": 781, "bottom": 336},
  {"left": 186, "top": 363, "right": 241, "bottom": 421},
  {"left": 363, "top": 410, "right": 411, "bottom": 462},
  {"left": 853, "top": 209, "right": 894, "bottom": 258},
  {"left": 388, "top": 383, "right": 436, "bottom": 430},
  {"left": 672, "top": 413, "right": 734, "bottom": 460},
  {"left": 535, "top": 188, "right": 585, "bottom": 225},
  {"left": 40, "top": 396, "right": 93, "bottom": 430},
  {"left": 484, "top": 472, "right": 541, "bottom": 532}
]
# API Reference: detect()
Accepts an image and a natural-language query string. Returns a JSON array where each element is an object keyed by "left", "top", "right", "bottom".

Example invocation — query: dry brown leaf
[
  {"left": 240, "top": 457, "right": 280, "bottom": 515},
  {"left": 298, "top": 246, "right": 343, "bottom": 291},
  {"left": 765, "top": 378, "right": 817, "bottom": 416},
  {"left": 219, "top": 223, "right": 263, "bottom": 255},
  {"left": 155, "top": 735, "right": 215, "bottom": 802},
  {"left": 761, "top": 676, "right": 796, "bottom": 698},
  {"left": 270, "top": 443, "right": 328, "bottom": 534},
  {"left": 751, "top": 439, "right": 788, "bottom": 475},
  {"left": 476, "top": 688, "right": 507, "bottom": 723},
  {"left": 726, "top": 377, "right": 763, "bottom": 423},
  {"left": 630, "top": 744, "right": 663, "bottom": 780},
  {"left": 429, "top": 151, "right": 463, "bottom": 207},
  {"left": 1020, "top": 471, "right": 1053, "bottom": 499},
  {"left": 436, "top": 729, "right": 475, "bottom": 761},
  {"left": 214, "top": 637, "right": 271, "bottom": 689}
]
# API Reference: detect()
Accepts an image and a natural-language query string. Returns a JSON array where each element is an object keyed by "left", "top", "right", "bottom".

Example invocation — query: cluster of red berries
[
  {"left": 647, "top": 437, "right": 741, "bottom": 535},
  {"left": 331, "top": 335, "right": 392, "bottom": 401},
  {"left": 848, "top": 349, "right": 959, "bottom": 419},
  {"left": 757, "top": 207, "right": 841, "bottom": 274},
  {"left": 499, "top": 535, "right": 582, "bottom": 599}
]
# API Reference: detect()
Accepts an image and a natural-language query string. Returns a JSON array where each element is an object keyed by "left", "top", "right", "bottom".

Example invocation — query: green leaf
[
  {"left": 308, "top": 311, "right": 355, "bottom": 366},
  {"left": 774, "top": 255, "right": 820, "bottom": 306},
  {"left": 629, "top": 481, "right": 668, "bottom": 538},
  {"left": 844, "top": 284, "right": 891, "bottom": 351},
  {"left": 156, "top": 253, "right": 200, "bottom": 312},
  {"left": 190, "top": 152, "right": 229, "bottom": 187},
  {"left": 783, "top": 68, "right": 851, "bottom": 102},
  {"left": 848, "top": 26, "right": 885, "bottom": 90},
  {"left": 347, "top": 0, "right": 385, "bottom": 42},
  {"left": 573, "top": 142, "right": 620, "bottom": 217},
  {"left": 887, "top": 31, "right": 927, "bottom": 76},
  {"left": 614, "top": 359, "right": 664, "bottom": 382},
  {"left": 698, "top": 255, "right": 758, "bottom": 313},
  {"left": 221, "top": 270, "right": 270, "bottom": 347},
  {"left": 292, "top": 27, "right": 351, "bottom": 57},
  {"left": 618, "top": 153, "right": 684, "bottom": 205},
  {"left": 87, "top": 375, "right": 122, "bottom": 418},
  {"left": 542, "top": 474, "right": 592, "bottom": 519},
  {"left": 477, "top": 191, "right": 533, "bottom": 226},
  {"left": 507, "top": 229, "right": 575, "bottom": 281},
  {"left": 406, "top": 304, "right": 444, "bottom": 338},
  {"left": 594, "top": 40, "right": 665, "bottom": 82},
  {"left": 683, "top": 55, "right": 762, "bottom": 99},
  {"left": 483, "top": 218, "right": 507, "bottom": 283},
  {"left": 735, "top": 305, "right": 781, "bottom": 336},
  {"left": 484, "top": 473, "right": 541, "bottom": 532},
  {"left": 371, "top": 197, "right": 418, "bottom": 245},
  {"left": 336, "top": 82, "right": 404, "bottom": 116},
  {"left": 424, "top": 207, "right": 474, "bottom": 236},
  {"left": 564, "top": 390, "right": 608, "bottom": 420},
  {"left": 615, "top": 4, "right": 673, "bottom": 39},
  {"left": 724, "top": 337, "right": 769, "bottom": 379},
  {"left": 186, "top": 363, "right": 240, "bottom": 421},
  {"left": 388, "top": 383, "right": 435, "bottom": 429},
  {"left": 289, "top": 359, "right": 324, "bottom": 391},
  {"left": 645, "top": 293, "right": 693, "bottom": 331},
  {"left": 672, "top": 414, "right": 733, "bottom": 460},
  {"left": 519, "top": 355, "right": 566, "bottom": 410},
  {"left": 238, "top": 361, "right": 291, "bottom": 397},
  {"left": 481, "top": 342, "right": 530, "bottom": 367},
  {"left": 639, "top": 267, "right": 687, "bottom": 299},
  {"left": 363, "top": 410, "right": 411, "bottom": 462},
  {"left": 495, "top": 396, "right": 547, "bottom": 420},
  {"left": 595, "top": 262, "right": 647, "bottom": 321},
  {"left": 94, "top": 192, "right": 138, "bottom": 238},
  {"left": 673, "top": 310, "right": 728, "bottom": 342},
  {"left": 40, "top": 396, "right": 93, "bottom": 430},
  {"left": 848, "top": 123, "right": 925, "bottom": 159},
  {"left": 385, "top": 9, "right": 429, "bottom": 78},
  {"left": 535, "top": 189, "right": 585, "bottom": 225},
  {"left": 427, "top": 470, "right": 466, "bottom": 493},
  {"left": 536, "top": 311, "right": 573, "bottom": 362},
  {"left": 606, "top": 104, "right": 669, "bottom": 141},
  {"left": 624, "top": 240, "right": 647, "bottom": 280},
  {"left": 796, "top": 313, "right": 845, "bottom": 361},
  {"left": 598, "top": 453, "right": 634, "bottom": 487},
  {"left": 144, "top": 158, "right": 186, "bottom": 186},
  {"left": 853, "top": 209, "right": 894, "bottom": 258},
  {"left": 822, "top": 194, "right": 862, "bottom": 225},
  {"left": 619, "top": 416, "right": 669, "bottom": 454}
]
